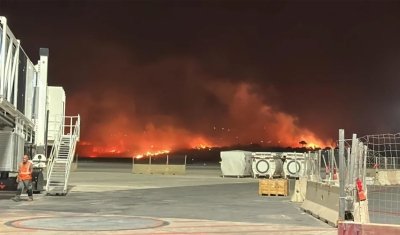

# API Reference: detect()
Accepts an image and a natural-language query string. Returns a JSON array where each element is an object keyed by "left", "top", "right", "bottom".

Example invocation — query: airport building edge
[{"left": 0, "top": 16, "right": 80, "bottom": 194}]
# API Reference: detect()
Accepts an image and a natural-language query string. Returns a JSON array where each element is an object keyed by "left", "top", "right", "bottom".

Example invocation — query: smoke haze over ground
[
  {"left": 2, "top": 2, "right": 400, "bottom": 155},
  {"left": 68, "top": 56, "right": 331, "bottom": 153}
]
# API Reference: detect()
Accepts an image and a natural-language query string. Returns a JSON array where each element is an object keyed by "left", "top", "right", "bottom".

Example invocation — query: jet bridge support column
[{"left": 34, "top": 48, "right": 49, "bottom": 157}]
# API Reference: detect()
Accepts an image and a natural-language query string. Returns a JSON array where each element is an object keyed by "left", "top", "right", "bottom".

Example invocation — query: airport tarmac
[{"left": 0, "top": 161, "right": 337, "bottom": 234}]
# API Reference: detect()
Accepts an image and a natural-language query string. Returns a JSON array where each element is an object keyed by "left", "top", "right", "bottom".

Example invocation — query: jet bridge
[{"left": 0, "top": 16, "right": 76, "bottom": 194}]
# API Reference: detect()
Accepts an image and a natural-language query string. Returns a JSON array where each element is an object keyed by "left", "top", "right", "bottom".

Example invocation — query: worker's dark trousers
[{"left": 16, "top": 180, "right": 33, "bottom": 197}]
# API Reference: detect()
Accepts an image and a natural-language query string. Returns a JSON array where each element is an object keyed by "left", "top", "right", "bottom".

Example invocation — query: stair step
[
  {"left": 47, "top": 187, "right": 66, "bottom": 192},
  {"left": 49, "top": 178, "right": 65, "bottom": 181},
  {"left": 47, "top": 188, "right": 65, "bottom": 192},
  {"left": 46, "top": 133, "right": 78, "bottom": 195},
  {"left": 48, "top": 184, "right": 65, "bottom": 187}
]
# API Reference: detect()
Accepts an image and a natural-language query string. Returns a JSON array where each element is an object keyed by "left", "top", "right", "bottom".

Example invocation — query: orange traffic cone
[{"left": 358, "top": 190, "right": 366, "bottom": 201}]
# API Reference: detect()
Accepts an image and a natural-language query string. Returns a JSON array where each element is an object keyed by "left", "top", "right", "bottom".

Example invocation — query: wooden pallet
[
  {"left": 259, "top": 193, "right": 287, "bottom": 197},
  {"left": 258, "top": 178, "right": 290, "bottom": 197}
]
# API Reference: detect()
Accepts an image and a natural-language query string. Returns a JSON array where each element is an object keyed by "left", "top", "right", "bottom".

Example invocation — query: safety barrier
[
  {"left": 338, "top": 222, "right": 400, "bottom": 235},
  {"left": 290, "top": 176, "right": 308, "bottom": 202},
  {"left": 132, "top": 164, "right": 186, "bottom": 175},
  {"left": 70, "top": 162, "right": 78, "bottom": 172},
  {"left": 374, "top": 170, "right": 400, "bottom": 186},
  {"left": 300, "top": 181, "right": 340, "bottom": 227}
]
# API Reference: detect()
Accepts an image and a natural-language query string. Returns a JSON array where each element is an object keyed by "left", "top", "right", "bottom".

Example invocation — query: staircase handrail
[
  {"left": 46, "top": 115, "right": 80, "bottom": 192},
  {"left": 64, "top": 115, "right": 80, "bottom": 191},
  {"left": 46, "top": 116, "right": 63, "bottom": 189}
]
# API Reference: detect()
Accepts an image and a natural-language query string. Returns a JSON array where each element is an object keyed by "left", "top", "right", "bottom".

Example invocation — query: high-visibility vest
[{"left": 19, "top": 162, "right": 32, "bottom": 181}]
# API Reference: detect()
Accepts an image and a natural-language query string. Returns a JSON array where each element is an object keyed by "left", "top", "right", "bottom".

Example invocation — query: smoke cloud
[{"left": 67, "top": 53, "right": 331, "bottom": 155}]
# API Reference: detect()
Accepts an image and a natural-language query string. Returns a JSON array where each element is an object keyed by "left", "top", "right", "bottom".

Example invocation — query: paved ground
[{"left": 0, "top": 162, "right": 336, "bottom": 234}]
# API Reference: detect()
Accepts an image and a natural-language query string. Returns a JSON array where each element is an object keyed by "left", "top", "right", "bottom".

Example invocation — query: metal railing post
[
  {"left": 339, "top": 129, "right": 345, "bottom": 221},
  {"left": 384, "top": 157, "right": 388, "bottom": 170}
]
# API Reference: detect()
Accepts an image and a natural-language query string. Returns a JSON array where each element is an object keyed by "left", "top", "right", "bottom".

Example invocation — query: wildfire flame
[
  {"left": 135, "top": 149, "right": 170, "bottom": 159},
  {"left": 73, "top": 82, "right": 333, "bottom": 158}
]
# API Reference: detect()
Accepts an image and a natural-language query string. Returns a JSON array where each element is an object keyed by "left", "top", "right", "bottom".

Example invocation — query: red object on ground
[
  {"left": 356, "top": 178, "right": 363, "bottom": 191},
  {"left": 326, "top": 166, "right": 330, "bottom": 171},
  {"left": 373, "top": 163, "right": 378, "bottom": 169},
  {"left": 356, "top": 178, "right": 366, "bottom": 201},
  {"left": 338, "top": 222, "right": 400, "bottom": 235}
]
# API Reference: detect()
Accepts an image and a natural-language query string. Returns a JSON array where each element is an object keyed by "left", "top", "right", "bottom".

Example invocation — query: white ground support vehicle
[
  {"left": 281, "top": 152, "right": 306, "bottom": 178},
  {"left": 251, "top": 152, "right": 277, "bottom": 178},
  {"left": 0, "top": 16, "right": 80, "bottom": 195}
]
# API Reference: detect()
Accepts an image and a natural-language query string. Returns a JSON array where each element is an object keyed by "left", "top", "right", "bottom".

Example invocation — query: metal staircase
[{"left": 45, "top": 116, "right": 80, "bottom": 195}]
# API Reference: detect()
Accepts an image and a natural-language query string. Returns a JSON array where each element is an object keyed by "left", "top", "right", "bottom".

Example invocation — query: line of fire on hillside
[{"left": 75, "top": 140, "right": 333, "bottom": 159}]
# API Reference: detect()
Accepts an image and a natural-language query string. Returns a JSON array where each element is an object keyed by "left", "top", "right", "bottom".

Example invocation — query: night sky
[{"left": 2, "top": 1, "right": 400, "bottom": 153}]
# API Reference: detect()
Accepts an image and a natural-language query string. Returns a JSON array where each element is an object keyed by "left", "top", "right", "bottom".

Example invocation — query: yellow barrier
[
  {"left": 375, "top": 170, "right": 400, "bottom": 186},
  {"left": 132, "top": 164, "right": 186, "bottom": 175},
  {"left": 300, "top": 181, "right": 339, "bottom": 227},
  {"left": 290, "top": 176, "right": 308, "bottom": 203},
  {"left": 70, "top": 162, "right": 77, "bottom": 172}
]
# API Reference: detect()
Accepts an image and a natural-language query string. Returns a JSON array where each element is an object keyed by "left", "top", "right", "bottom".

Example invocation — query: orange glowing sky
[{"left": 72, "top": 80, "right": 332, "bottom": 156}]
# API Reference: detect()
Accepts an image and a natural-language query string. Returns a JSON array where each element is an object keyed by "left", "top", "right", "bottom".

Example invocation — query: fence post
[
  {"left": 330, "top": 149, "right": 334, "bottom": 181},
  {"left": 393, "top": 157, "right": 396, "bottom": 169},
  {"left": 363, "top": 145, "right": 368, "bottom": 190},
  {"left": 384, "top": 157, "right": 387, "bottom": 170},
  {"left": 304, "top": 152, "right": 308, "bottom": 177},
  {"left": 349, "top": 134, "right": 357, "bottom": 185},
  {"left": 317, "top": 149, "right": 322, "bottom": 181},
  {"left": 184, "top": 155, "right": 187, "bottom": 165},
  {"left": 294, "top": 151, "right": 298, "bottom": 175},
  {"left": 349, "top": 134, "right": 358, "bottom": 212},
  {"left": 358, "top": 142, "right": 364, "bottom": 179},
  {"left": 346, "top": 148, "right": 351, "bottom": 185},
  {"left": 310, "top": 151, "right": 313, "bottom": 177},
  {"left": 339, "top": 129, "right": 346, "bottom": 221}
]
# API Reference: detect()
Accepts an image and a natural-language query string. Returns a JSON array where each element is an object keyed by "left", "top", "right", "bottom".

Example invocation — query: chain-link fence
[
  {"left": 304, "top": 149, "right": 346, "bottom": 184},
  {"left": 359, "top": 133, "right": 400, "bottom": 225},
  {"left": 340, "top": 131, "right": 400, "bottom": 226}
]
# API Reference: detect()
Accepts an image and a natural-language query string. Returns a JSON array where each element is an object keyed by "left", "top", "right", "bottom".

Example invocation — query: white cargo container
[{"left": 220, "top": 150, "right": 253, "bottom": 177}]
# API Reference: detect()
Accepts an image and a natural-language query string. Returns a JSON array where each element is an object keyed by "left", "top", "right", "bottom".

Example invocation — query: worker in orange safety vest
[{"left": 12, "top": 155, "right": 33, "bottom": 202}]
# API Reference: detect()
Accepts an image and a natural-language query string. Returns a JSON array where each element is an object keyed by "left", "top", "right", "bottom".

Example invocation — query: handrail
[
  {"left": 64, "top": 115, "right": 80, "bottom": 191},
  {"left": 46, "top": 115, "right": 80, "bottom": 192},
  {"left": 46, "top": 119, "right": 63, "bottom": 183}
]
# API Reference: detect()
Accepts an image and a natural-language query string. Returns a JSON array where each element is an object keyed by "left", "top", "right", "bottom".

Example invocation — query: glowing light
[{"left": 307, "top": 143, "right": 319, "bottom": 149}]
